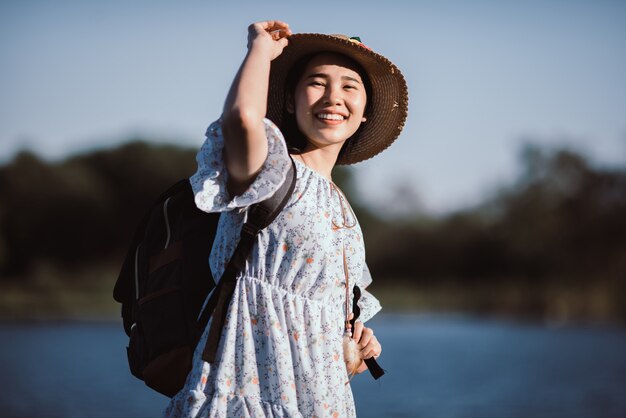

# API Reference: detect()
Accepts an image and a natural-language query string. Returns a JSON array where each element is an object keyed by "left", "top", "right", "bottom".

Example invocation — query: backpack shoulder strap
[{"left": 200, "top": 157, "right": 297, "bottom": 363}]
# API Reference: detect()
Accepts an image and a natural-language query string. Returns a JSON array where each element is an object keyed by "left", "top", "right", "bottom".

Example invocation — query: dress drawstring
[{"left": 329, "top": 182, "right": 357, "bottom": 333}]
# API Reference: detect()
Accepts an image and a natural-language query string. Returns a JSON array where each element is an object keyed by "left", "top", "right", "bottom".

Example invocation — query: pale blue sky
[{"left": 2, "top": 0, "right": 625, "bottom": 214}]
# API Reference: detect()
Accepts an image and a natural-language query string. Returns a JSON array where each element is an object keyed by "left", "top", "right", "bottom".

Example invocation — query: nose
[{"left": 322, "top": 83, "right": 342, "bottom": 106}]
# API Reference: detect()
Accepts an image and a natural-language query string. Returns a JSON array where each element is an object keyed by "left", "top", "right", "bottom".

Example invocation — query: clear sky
[{"left": 2, "top": 0, "right": 625, "bottom": 215}]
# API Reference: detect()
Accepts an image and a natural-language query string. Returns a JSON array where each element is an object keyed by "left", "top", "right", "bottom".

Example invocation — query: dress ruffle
[
  {"left": 167, "top": 389, "right": 305, "bottom": 418},
  {"left": 190, "top": 118, "right": 292, "bottom": 213}
]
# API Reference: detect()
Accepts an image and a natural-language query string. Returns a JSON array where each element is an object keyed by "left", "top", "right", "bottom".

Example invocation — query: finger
[
  {"left": 360, "top": 338, "right": 381, "bottom": 359},
  {"left": 355, "top": 360, "right": 368, "bottom": 374},
  {"left": 251, "top": 22, "right": 269, "bottom": 33},
  {"left": 361, "top": 346, "right": 377, "bottom": 359},
  {"left": 352, "top": 321, "right": 364, "bottom": 341},
  {"left": 260, "top": 20, "right": 290, "bottom": 35},
  {"left": 251, "top": 21, "right": 285, "bottom": 36},
  {"left": 357, "top": 327, "right": 373, "bottom": 348},
  {"left": 269, "top": 26, "right": 290, "bottom": 36},
  {"left": 270, "top": 28, "right": 292, "bottom": 41},
  {"left": 266, "top": 20, "right": 290, "bottom": 30}
]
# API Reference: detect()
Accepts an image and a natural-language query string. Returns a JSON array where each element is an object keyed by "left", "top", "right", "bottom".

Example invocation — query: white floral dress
[{"left": 164, "top": 118, "right": 381, "bottom": 418}]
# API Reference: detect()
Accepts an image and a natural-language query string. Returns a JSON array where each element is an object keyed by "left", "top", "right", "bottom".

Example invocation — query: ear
[
  {"left": 361, "top": 116, "right": 367, "bottom": 122},
  {"left": 286, "top": 94, "right": 295, "bottom": 114}
]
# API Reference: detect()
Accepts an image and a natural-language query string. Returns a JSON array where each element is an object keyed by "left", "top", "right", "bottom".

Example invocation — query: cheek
[
  {"left": 294, "top": 101, "right": 310, "bottom": 128},
  {"left": 295, "top": 90, "right": 319, "bottom": 117},
  {"left": 353, "top": 95, "right": 367, "bottom": 116},
  {"left": 294, "top": 97, "right": 314, "bottom": 130}
]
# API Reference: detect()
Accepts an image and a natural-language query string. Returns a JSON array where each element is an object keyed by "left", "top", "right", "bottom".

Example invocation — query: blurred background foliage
[{"left": 0, "top": 140, "right": 624, "bottom": 323}]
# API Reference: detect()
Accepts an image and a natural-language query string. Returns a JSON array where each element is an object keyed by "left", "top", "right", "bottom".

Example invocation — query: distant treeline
[
  {"left": 0, "top": 143, "right": 198, "bottom": 276},
  {"left": 365, "top": 146, "right": 626, "bottom": 285},
  {"left": 1, "top": 141, "right": 625, "bottom": 320}
]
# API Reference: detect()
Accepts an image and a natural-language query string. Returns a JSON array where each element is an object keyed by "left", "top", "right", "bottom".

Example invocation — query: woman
[{"left": 165, "top": 20, "right": 408, "bottom": 417}]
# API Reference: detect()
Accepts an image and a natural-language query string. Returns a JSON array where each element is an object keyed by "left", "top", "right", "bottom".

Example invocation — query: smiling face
[{"left": 289, "top": 52, "right": 368, "bottom": 154}]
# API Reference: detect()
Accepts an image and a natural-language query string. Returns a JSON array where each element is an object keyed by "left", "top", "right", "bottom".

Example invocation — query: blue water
[{"left": 0, "top": 314, "right": 625, "bottom": 418}]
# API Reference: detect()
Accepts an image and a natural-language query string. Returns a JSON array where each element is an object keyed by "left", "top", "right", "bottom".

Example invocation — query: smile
[{"left": 316, "top": 113, "right": 346, "bottom": 121}]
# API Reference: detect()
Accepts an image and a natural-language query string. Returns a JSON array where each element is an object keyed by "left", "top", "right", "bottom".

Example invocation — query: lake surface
[{"left": 0, "top": 314, "right": 625, "bottom": 418}]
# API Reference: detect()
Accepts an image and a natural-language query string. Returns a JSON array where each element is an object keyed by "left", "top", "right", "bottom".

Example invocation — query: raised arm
[{"left": 221, "top": 20, "right": 291, "bottom": 196}]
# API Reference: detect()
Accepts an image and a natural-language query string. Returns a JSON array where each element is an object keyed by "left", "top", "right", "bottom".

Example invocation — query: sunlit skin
[{"left": 288, "top": 53, "right": 367, "bottom": 158}]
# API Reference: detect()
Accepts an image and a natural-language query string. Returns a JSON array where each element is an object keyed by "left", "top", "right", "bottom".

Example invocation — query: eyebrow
[{"left": 305, "top": 73, "right": 363, "bottom": 84}]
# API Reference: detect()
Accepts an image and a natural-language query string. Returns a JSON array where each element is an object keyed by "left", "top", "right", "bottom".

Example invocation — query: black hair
[{"left": 279, "top": 52, "right": 372, "bottom": 160}]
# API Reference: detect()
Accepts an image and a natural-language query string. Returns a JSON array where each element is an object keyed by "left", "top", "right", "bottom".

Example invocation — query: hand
[
  {"left": 348, "top": 316, "right": 382, "bottom": 374},
  {"left": 247, "top": 20, "right": 292, "bottom": 60}
]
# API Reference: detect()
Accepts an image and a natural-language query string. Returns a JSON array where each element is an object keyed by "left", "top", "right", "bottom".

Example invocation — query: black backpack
[{"left": 113, "top": 161, "right": 296, "bottom": 397}]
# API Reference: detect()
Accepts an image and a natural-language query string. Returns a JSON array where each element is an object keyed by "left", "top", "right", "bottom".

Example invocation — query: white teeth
[{"left": 317, "top": 113, "right": 345, "bottom": 121}]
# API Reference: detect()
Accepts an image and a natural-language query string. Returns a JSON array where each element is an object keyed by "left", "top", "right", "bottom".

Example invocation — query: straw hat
[{"left": 267, "top": 33, "right": 409, "bottom": 165}]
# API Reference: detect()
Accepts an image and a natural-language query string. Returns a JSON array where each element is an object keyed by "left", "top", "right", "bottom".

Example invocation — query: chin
[
  {"left": 308, "top": 137, "right": 349, "bottom": 149},
  {"left": 312, "top": 130, "right": 357, "bottom": 146}
]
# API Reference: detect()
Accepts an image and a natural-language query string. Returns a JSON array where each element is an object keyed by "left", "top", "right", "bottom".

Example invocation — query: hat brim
[{"left": 267, "top": 33, "right": 409, "bottom": 165}]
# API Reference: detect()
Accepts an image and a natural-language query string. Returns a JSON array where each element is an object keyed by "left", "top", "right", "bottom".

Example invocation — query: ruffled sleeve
[
  {"left": 189, "top": 118, "right": 292, "bottom": 213},
  {"left": 356, "top": 263, "right": 382, "bottom": 323}
]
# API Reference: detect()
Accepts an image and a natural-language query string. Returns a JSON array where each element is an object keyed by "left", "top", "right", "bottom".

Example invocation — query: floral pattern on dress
[{"left": 165, "top": 118, "right": 382, "bottom": 418}]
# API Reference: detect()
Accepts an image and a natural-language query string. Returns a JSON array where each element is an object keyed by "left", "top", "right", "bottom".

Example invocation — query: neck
[{"left": 296, "top": 144, "right": 341, "bottom": 180}]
